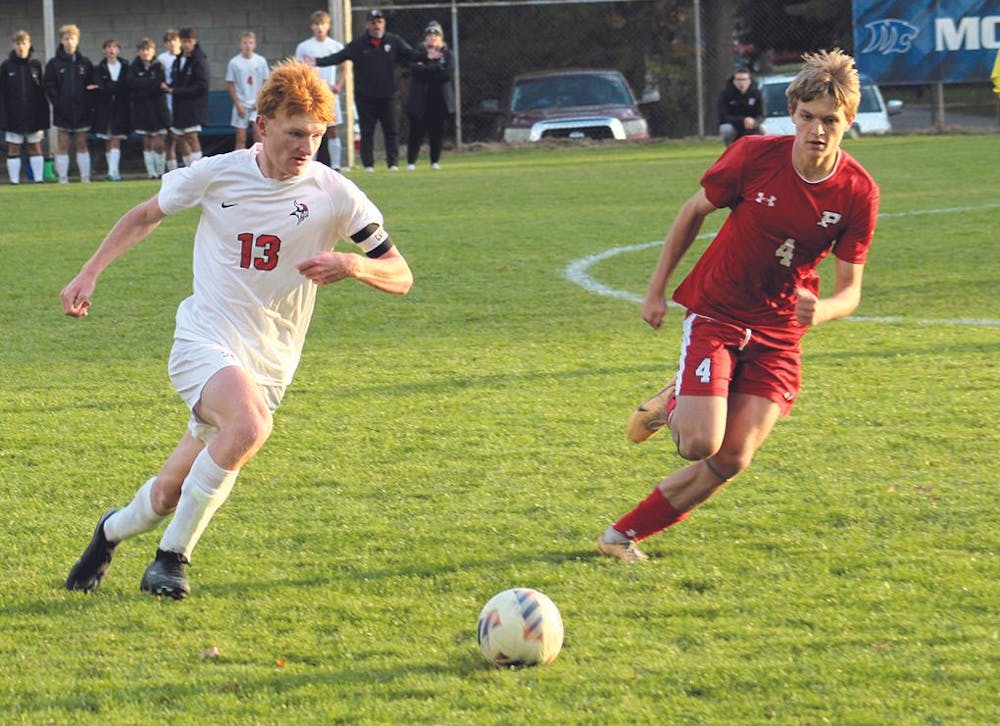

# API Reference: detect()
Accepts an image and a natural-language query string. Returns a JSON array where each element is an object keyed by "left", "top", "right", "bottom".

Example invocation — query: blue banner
[{"left": 853, "top": 0, "right": 1000, "bottom": 84}]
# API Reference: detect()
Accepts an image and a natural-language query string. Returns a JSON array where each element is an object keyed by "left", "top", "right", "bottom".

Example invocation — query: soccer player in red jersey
[{"left": 598, "top": 49, "right": 880, "bottom": 562}]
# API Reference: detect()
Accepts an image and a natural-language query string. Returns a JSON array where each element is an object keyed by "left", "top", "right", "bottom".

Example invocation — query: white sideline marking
[{"left": 564, "top": 203, "right": 1000, "bottom": 328}]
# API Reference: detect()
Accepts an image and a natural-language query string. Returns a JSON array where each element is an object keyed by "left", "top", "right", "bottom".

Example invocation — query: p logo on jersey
[{"left": 290, "top": 200, "right": 309, "bottom": 225}]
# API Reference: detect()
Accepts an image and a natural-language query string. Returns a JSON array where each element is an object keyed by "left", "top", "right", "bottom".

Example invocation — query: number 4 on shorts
[{"left": 695, "top": 357, "right": 711, "bottom": 383}]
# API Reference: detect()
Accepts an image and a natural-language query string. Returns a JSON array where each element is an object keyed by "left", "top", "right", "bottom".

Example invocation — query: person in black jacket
[
  {"left": 0, "top": 30, "right": 50, "bottom": 183},
  {"left": 129, "top": 37, "right": 170, "bottom": 179},
  {"left": 169, "top": 27, "right": 209, "bottom": 166},
  {"left": 405, "top": 21, "right": 454, "bottom": 170},
  {"left": 311, "top": 8, "right": 426, "bottom": 171},
  {"left": 717, "top": 68, "right": 766, "bottom": 146},
  {"left": 45, "top": 24, "right": 97, "bottom": 183},
  {"left": 92, "top": 39, "right": 131, "bottom": 181}
]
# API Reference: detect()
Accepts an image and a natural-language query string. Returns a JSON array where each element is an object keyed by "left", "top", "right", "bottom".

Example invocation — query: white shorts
[
  {"left": 56, "top": 125, "right": 91, "bottom": 133},
  {"left": 135, "top": 128, "right": 168, "bottom": 136},
  {"left": 168, "top": 339, "right": 286, "bottom": 442},
  {"left": 5, "top": 130, "right": 45, "bottom": 144},
  {"left": 170, "top": 125, "right": 201, "bottom": 136},
  {"left": 231, "top": 107, "right": 259, "bottom": 128},
  {"left": 95, "top": 132, "right": 128, "bottom": 140}
]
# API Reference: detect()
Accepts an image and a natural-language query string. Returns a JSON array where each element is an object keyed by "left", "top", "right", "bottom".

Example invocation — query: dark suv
[{"left": 502, "top": 69, "right": 655, "bottom": 143}]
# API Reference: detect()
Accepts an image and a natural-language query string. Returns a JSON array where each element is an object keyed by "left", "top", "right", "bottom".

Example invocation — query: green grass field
[{"left": 1, "top": 136, "right": 997, "bottom": 723}]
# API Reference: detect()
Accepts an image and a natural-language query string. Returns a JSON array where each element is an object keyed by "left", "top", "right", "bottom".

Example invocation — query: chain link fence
[{"left": 347, "top": 0, "right": 999, "bottom": 148}]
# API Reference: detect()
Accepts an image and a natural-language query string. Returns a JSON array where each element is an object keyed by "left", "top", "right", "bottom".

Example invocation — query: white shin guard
[
  {"left": 158, "top": 448, "right": 238, "bottom": 561},
  {"left": 104, "top": 478, "right": 166, "bottom": 542}
]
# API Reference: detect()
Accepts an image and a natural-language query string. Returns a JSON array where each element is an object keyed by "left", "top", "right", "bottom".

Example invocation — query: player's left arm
[
  {"left": 296, "top": 227, "right": 413, "bottom": 295},
  {"left": 795, "top": 258, "right": 864, "bottom": 326}
]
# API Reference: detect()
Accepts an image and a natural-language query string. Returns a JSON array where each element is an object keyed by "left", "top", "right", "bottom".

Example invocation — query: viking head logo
[
  {"left": 861, "top": 19, "right": 920, "bottom": 55},
  {"left": 290, "top": 200, "right": 309, "bottom": 225}
]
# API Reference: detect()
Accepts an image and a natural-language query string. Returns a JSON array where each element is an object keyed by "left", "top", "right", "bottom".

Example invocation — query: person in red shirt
[{"left": 597, "top": 49, "right": 880, "bottom": 562}]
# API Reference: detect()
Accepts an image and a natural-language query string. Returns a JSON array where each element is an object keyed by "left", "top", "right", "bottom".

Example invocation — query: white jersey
[
  {"left": 157, "top": 146, "right": 384, "bottom": 387},
  {"left": 225, "top": 52, "right": 270, "bottom": 107},
  {"left": 295, "top": 36, "right": 344, "bottom": 124},
  {"left": 157, "top": 50, "right": 177, "bottom": 112}
]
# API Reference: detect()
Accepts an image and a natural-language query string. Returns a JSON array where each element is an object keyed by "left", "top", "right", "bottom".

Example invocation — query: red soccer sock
[{"left": 613, "top": 486, "right": 689, "bottom": 542}]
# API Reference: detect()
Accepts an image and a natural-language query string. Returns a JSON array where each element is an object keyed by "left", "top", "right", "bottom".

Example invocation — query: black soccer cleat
[
  {"left": 65, "top": 509, "right": 120, "bottom": 593},
  {"left": 140, "top": 548, "right": 191, "bottom": 600}
]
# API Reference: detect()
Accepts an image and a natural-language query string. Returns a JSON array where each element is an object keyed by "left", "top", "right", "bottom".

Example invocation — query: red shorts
[{"left": 676, "top": 313, "right": 801, "bottom": 415}]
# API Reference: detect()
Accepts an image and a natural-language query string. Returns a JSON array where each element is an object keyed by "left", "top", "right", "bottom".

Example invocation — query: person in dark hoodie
[
  {"left": 129, "top": 37, "right": 171, "bottom": 179},
  {"left": 169, "top": 27, "right": 209, "bottom": 167},
  {"left": 404, "top": 21, "right": 454, "bottom": 170},
  {"left": 92, "top": 38, "right": 131, "bottom": 181},
  {"left": 0, "top": 30, "right": 50, "bottom": 183},
  {"left": 717, "top": 67, "right": 766, "bottom": 146},
  {"left": 45, "top": 24, "right": 97, "bottom": 183},
  {"left": 309, "top": 9, "right": 426, "bottom": 171}
]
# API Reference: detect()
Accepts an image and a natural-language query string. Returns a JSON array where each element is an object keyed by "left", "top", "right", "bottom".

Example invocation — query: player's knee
[
  {"left": 230, "top": 405, "right": 273, "bottom": 453},
  {"left": 676, "top": 432, "right": 722, "bottom": 462},
  {"left": 709, "top": 449, "right": 753, "bottom": 478}
]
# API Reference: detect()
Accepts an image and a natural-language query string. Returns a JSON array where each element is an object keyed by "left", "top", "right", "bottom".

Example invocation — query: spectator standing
[
  {"left": 405, "top": 21, "right": 454, "bottom": 170},
  {"left": 129, "top": 37, "right": 170, "bottom": 179},
  {"left": 158, "top": 29, "right": 182, "bottom": 170},
  {"left": 992, "top": 48, "right": 1000, "bottom": 97},
  {"left": 295, "top": 10, "right": 345, "bottom": 170},
  {"left": 170, "top": 27, "right": 209, "bottom": 167},
  {"left": 717, "top": 67, "right": 766, "bottom": 146},
  {"left": 0, "top": 30, "right": 49, "bottom": 184},
  {"left": 311, "top": 8, "right": 426, "bottom": 171},
  {"left": 92, "top": 39, "right": 131, "bottom": 181},
  {"left": 226, "top": 31, "right": 269, "bottom": 151},
  {"left": 45, "top": 24, "right": 97, "bottom": 183},
  {"left": 61, "top": 60, "right": 413, "bottom": 600}
]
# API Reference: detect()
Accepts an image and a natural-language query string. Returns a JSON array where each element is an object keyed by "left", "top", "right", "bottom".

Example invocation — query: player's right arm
[
  {"left": 642, "top": 188, "right": 718, "bottom": 329},
  {"left": 61, "top": 196, "right": 167, "bottom": 317}
]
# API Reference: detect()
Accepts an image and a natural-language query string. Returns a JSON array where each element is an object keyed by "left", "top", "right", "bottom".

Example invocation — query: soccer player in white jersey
[
  {"left": 295, "top": 10, "right": 344, "bottom": 170},
  {"left": 226, "top": 31, "right": 270, "bottom": 150},
  {"left": 61, "top": 60, "right": 413, "bottom": 600}
]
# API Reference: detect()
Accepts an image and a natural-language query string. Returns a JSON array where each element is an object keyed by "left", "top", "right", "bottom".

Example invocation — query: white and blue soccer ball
[{"left": 476, "top": 588, "right": 564, "bottom": 667}]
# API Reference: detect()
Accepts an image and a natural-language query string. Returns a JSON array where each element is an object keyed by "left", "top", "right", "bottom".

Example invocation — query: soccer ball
[{"left": 476, "top": 588, "right": 564, "bottom": 667}]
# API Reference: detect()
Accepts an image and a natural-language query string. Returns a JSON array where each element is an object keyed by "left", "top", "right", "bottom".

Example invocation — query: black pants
[
  {"left": 357, "top": 95, "right": 399, "bottom": 168},
  {"left": 407, "top": 104, "right": 447, "bottom": 165}
]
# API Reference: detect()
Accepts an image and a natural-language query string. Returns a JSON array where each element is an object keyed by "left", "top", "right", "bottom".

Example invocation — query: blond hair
[
  {"left": 309, "top": 10, "right": 332, "bottom": 26},
  {"left": 785, "top": 49, "right": 861, "bottom": 118},
  {"left": 257, "top": 59, "right": 334, "bottom": 124},
  {"left": 59, "top": 24, "right": 80, "bottom": 40}
]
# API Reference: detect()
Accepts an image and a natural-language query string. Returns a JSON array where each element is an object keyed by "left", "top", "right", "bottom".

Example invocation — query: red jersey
[{"left": 672, "top": 135, "right": 879, "bottom": 341}]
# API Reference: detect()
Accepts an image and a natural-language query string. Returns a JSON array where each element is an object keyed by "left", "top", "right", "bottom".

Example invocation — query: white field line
[{"left": 563, "top": 203, "right": 1000, "bottom": 328}]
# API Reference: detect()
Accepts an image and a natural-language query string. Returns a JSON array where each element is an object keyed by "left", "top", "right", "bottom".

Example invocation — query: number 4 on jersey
[{"left": 775, "top": 238, "right": 795, "bottom": 268}]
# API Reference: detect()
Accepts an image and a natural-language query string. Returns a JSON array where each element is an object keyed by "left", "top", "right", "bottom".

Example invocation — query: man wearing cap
[{"left": 309, "top": 9, "right": 426, "bottom": 171}]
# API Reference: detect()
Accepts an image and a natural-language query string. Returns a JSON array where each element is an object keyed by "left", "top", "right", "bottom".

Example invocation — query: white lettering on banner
[{"left": 935, "top": 16, "right": 1000, "bottom": 51}]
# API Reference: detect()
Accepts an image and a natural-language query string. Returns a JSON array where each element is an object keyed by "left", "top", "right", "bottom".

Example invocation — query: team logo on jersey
[
  {"left": 290, "top": 200, "right": 309, "bottom": 225},
  {"left": 755, "top": 192, "right": 776, "bottom": 207},
  {"left": 817, "top": 210, "right": 842, "bottom": 228}
]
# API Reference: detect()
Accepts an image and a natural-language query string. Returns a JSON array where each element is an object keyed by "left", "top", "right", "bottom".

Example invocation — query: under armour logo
[
  {"left": 817, "top": 210, "right": 842, "bottom": 228},
  {"left": 755, "top": 192, "right": 776, "bottom": 206}
]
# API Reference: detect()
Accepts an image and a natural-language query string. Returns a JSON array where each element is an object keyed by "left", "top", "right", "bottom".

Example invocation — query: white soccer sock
[
  {"left": 143, "top": 150, "right": 156, "bottom": 177},
  {"left": 6, "top": 158, "right": 21, "bottom": 183},
  {"left": 328, "top": 138, "right": 342, "bottom": 169},
  {"left": 158, "top": 448, "right": 238, "bottom": 560},
  {"left": 107, "top": 148, "right": 121, "bottom": 178},
  {"left": 76, "top": 151, "right": 91, "bottom": 181},
  {"left": 154, "top": 152, "right": 166, "bottom": 176},
  {"left": 183, "top": 150, "right": 202, "bottom": 166},
  {"left": 29, "top": 155, "right": 43, "bottom": 182},
  {"left": 166, "top": 157, "right": 178, "bottom": 171},
  {"left": 104, "top": 478, "right": 167, "bottom": 542},
  {"left": 56, "top": 154, "right": 70, "bottom": 181}
]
